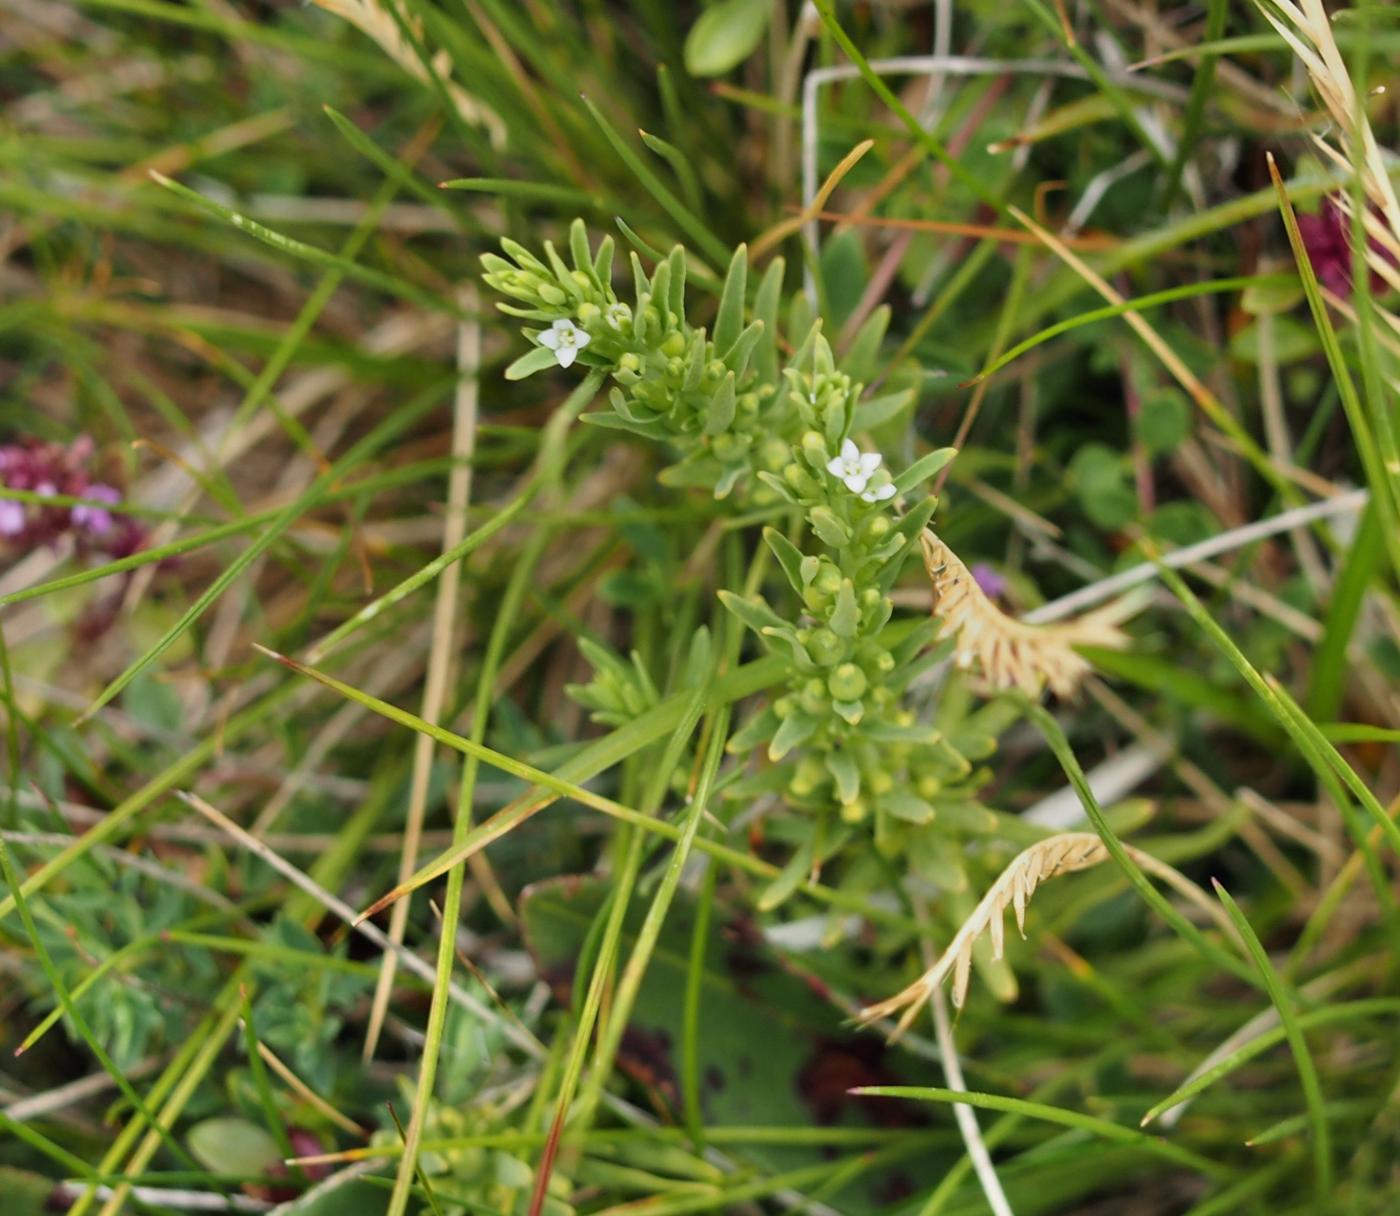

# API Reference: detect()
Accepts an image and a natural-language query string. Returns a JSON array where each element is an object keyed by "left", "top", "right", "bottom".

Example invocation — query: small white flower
[
  {"left": 860, "top": 480, "right": 896, "bottom": 504},
  {"left": 604, "top": 302, "right": 631, "bottom": 329},
  {"left": 537, "top": 318, "right": 591, "bottom": 368},
  {"left": 826, "top": 438, "right": 882, "bottom": 494}
]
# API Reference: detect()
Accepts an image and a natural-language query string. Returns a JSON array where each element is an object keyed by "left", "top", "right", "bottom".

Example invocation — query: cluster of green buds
[
  {"left": 483, "top": 224, "right": 995, "bottom": 900},
  {"left": 483, "top": 221, "right": 783, "bottom": 497},
  {"left": 719, "top": 351, "right": 974, "bottom": 862},
  {"left": 374, "top": 1081, "right": 574, "bottom": 1216}
]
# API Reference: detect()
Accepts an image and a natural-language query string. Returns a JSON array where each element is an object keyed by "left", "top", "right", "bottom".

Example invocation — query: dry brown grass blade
[
  {"left": 749, "top": 139, "right": 875, "bottom": 260},
  {"left": 858, "top": 832, "right": 1226, "bottom": 1037},
  {"left": 362, "top": 286, "right": 481, "bottom": 1064},
  {"left": 1256, "top": 0, "right": 1400, "bottom": 332},
  {"left": 921, "top": 530, "right": 1127, "bottom": 698},
  {"left": 1255, "top": 0, "right": 1400, "bottom": 237},
  {"left": 807, "top": 208, "right": 1117, "bottom": 250},
  {"left": 311, "top": 0, "right": 505, "bottom": 147}
]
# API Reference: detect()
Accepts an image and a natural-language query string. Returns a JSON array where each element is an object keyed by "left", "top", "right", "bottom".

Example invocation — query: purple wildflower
[
  {"left": 0, "top": 436, "right": 146, "bottom": 558},
  {"left": 71, "top": 483, "right": 121, "bottom": 536},
  {"left": 1296, "top": 198, "right": 1397, "bottom": 296},
  {"left": 0, "top": 498, "right": 24, "bottom": 536},
  {"left": 970, "top": 563, "right": 1006, "bottom": 599}
]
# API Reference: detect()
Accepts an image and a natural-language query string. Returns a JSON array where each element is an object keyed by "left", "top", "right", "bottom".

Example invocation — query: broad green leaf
[
  {"left": 187, "top": 1116, "right": 281, "bottom": 1176},
  {"left": 683, "top": 0, "right": 776, "bottom": 76}
]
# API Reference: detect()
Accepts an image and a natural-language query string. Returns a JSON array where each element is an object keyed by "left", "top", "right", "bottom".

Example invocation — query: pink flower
[
  {"left": 72, "top": 484, "right": 121, "bottom": 536},
  {"left": 971, "top": 563, "right": 1006, "bottom": 599},
  {"left": 0, "top": 436, "right": 146, "bottom": 557},
  {"left": 1296, "top": 198, "right": 1397, "bottom": 296},
  {"left": 0, "top": 498, "right": 24, "bottom": 536}
]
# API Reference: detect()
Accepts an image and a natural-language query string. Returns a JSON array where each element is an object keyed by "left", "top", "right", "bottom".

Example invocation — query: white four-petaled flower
[
  {"left": 827, "top": 439, "right": 883, "bottom": 495},
  {"left": 538, "top": 318, "right": 591, "bottom": 368}
]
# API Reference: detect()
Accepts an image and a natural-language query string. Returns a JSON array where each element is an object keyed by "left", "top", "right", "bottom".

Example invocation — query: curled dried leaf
[
  {"left": 858, "top": 832, "right": 1228, "bottom": 1039},
  {"left": 922, "top": 530, "right": 1126, "bottom": 699}
]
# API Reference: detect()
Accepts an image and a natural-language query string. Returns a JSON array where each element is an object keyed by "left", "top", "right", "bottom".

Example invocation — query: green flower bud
[
  {"left": 783, "top": 463, "right": 817, "bottom": 495},
  {"left": 577, "top": 301, "right": 601, "bottom": 324},
  {"left": 799, "top": 678, "right": 827, "bottom": 715},
  {"left": 863, "top": 514, "right": 893, "bottom": 541},
  {"left": 800, "top": 431, "right": 826, "bottom": 460},
  {"left": 869, "top": 770, "right": 894, "bottom": 796},
  {"left": 789, "top": 755, "right": 827, "bottom": 798},
  {"left": 840, "top": 797, "right": 869, "bottom": 824},
  {"left": 773, "top": 696, "right": 795, "bottom": 719},
  {"left": 758, "top": 438, "right": 790, "bottom": 471},
  {"left": 538, "top": 284, "right": 568, "bottom": 306},
  {"left": 806, "top": 628, "right": 843, "bottom": 665},
  {"left": 813, "top": 564, "right": 843, "bottom": 596},
  {"left": 871, "top": 648, "right": 895, "bottom": 674},
  {"left": 618, "top": 352, "right": 642, "bottom": 374},
  {"left": 571, "top": 270, "right": 593, "bottom": 290},
  {"left": 828, "top": 663, "right": 868, "bottom": 701},
  {"left": 917, "top": 774, "right": 941, "bottom": 799},
  {"left": 860, "top": 587, "right": 882, "bottom": 609},
  {"left": 661, "top": 332, "right": 687, "bottom": 357}
]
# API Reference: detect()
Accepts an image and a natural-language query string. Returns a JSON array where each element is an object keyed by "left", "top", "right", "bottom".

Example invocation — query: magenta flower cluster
[
  {"left": 1296, "top": 198, "right": 1397, "bottom": 297},
  {"left": 0, "top": 436, "right": 145, "bottom": 559}
]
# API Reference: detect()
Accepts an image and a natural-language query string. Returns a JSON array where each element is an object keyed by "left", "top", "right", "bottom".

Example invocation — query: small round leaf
[{"left": 684, "top": 0, "right": 776, "bottom": 77}]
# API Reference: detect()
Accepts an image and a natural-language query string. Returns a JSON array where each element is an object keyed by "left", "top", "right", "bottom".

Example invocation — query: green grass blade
[
  {"left": 1210, "top": 880, "right": 1332, "bottom": 1200},
  {"left": 852, "top": 1085, "right": 1226, "bottom": 1177}
]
